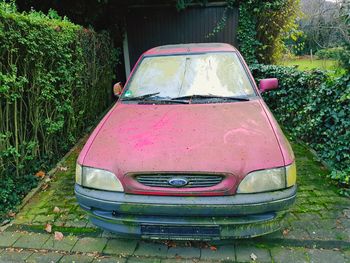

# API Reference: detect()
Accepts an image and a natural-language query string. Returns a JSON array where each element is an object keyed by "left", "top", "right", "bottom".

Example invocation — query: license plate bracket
[{"left": 141, "top": 224, "right": 220, "bottom": 239}]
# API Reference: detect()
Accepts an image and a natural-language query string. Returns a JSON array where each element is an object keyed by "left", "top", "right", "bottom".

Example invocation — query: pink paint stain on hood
[{"left": 80, "top": 100, "right": 287, "bottom": 194}]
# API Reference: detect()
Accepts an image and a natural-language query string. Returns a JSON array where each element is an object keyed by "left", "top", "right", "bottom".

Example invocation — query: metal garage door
[{"left": 124, "top": 4, "right": 239, "bottom": 74}]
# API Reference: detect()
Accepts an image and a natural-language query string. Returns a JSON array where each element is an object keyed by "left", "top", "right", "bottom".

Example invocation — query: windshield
[{"left": 122, "top": 52, "right": 255, "bottom": 100}]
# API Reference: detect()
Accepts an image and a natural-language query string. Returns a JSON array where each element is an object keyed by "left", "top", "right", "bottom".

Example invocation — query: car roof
[{"left": 143, "top": 43, "right": 237, "bottom": 56}]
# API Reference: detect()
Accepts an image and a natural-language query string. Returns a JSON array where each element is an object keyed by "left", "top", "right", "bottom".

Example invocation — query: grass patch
[
  {"left": 279, "top": 58, "right": 337, "bottom": 70},
  {"left": 278, "top": 57, "right": 346, "bottom": 76}
]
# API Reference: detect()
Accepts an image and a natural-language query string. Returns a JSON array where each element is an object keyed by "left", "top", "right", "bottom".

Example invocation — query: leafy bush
[
  {"left": 0, "top": 175, "right": 38, "bottom": 219},
  {"left": 339, "top": 45, "right": 350, "bottom": 73},
  {"left": 0, "top": 2, "right": 117, "bottom": 218},
  {"left": 237, "top": 3, "right": 260, "bottom": 64},
  {"left": 315, "top": 47, "right": 345, "bottom": 60},
  {"left": 251, "top": 64, "right": 350, "bottom": 193}
]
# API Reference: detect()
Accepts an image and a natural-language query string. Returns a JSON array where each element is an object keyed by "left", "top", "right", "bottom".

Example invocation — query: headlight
[
  {"left": 75, "top": 163, "right": 124, "bottom": 192},
  {"left": 237, "top": 162, "right": 296, "bottom": 193}
]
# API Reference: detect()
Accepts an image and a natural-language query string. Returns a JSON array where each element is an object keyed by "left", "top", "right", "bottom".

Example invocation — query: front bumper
[{"left": 75, "top": 184, "right": 297, "bottom": 240}]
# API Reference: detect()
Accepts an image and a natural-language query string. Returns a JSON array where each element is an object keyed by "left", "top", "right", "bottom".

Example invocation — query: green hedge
[
  {"left": 0, "top": 3, "right": 117, "bottom": 217},
  {"left": 315, "top": 47, "right": 345, "bottom": 60},
  {"left": 251, "top": 64, "right": 350, "bottom": 194}
]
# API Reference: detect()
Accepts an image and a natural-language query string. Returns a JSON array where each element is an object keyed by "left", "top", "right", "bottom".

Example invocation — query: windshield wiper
[
  {"left": 171, "top": 94, "right": 250, "bottom": 101},
  {"left": 140, "top": 99, "right": 189, "bottom": 104},
  {"left": 122, "top": 92, "right": 160, "bottom": 101}
]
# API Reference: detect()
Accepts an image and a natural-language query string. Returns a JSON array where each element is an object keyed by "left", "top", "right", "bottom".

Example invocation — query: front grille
[{"left": 135, "top": 174, "right": 223, "bottom": 188}]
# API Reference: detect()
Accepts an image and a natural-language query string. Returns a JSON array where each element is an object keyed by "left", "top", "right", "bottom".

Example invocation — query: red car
[{"left": 75, "top": 43, "right": 297, "bottom": 240}]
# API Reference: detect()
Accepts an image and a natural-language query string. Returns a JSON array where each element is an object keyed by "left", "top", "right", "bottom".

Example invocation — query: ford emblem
[{"left": 168, "top": 178, "right": 188, "bottom": 187}]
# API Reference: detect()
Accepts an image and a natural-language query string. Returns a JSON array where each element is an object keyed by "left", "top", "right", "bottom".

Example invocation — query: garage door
[{"left": 125, "top": 4, "right": 239, "bottom": 73}]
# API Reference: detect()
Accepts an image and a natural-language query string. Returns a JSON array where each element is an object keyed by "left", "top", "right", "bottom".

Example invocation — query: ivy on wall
[
  {"left": 236, "top": 3, "right": 259, "bottom": 64},
  {"left": 177, "top": 0, "right": 300, "bottom": 64},
  {"left": 237, "top": 0, "right": 301, "bottom": 64}
]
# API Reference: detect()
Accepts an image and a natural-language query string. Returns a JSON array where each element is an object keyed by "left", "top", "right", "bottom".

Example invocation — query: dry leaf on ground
[
  {"left": 164, "top": 240, "right": 177, "bottom": 248},
  {"left": 35, "top": 170, "right": 45, "bottom": 178},
  {"left": 210, "top": 246, "right": 217, "bottom": 251},
  {"left": 54, "top": 231, "right": 64, "bottom": 241},
  {"left": 8, "top": 211, "right": 16, "bottom": 217},
  {"left": 250, "top": 252, "right": 258, "bottom": 261},
  {"left": 44, "top": 223, "right": 52, "bottom": 233},
  {"left": 58, "top": 166, "right": 68, "bottom": 171},
  {"left": 283, "top": 228, "right": 290, "bottom": 236}
]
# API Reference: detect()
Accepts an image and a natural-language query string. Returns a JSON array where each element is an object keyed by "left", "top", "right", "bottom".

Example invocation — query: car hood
[{"left": 82, "top": 100, "right": 284, "bottom": 181}]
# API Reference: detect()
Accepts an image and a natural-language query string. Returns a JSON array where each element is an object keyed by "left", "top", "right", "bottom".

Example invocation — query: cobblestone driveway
[{"left": 0, "top": 139, "right": 349, "bottom": 262}]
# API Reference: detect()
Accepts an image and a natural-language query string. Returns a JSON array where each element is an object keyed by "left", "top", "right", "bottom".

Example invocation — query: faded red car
[{"left": 75, "top": 43, "right": 297, "bottom": 240}]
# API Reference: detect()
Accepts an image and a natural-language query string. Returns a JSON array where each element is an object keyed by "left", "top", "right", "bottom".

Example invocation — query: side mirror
[
  {"left": 259, "top": 78, "right": 278, "bottom": 93},
  {"left": 113, "top": 82, "right": 123, "bottom": 97}
]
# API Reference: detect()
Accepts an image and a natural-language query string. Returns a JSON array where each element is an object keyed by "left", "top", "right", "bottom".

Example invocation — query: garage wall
[{"left": 125, "top": 5, "right": 239, "bottom": 75}]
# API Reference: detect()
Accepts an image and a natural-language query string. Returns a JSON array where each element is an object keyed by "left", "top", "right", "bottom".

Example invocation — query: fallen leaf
[
  {"left": 8, "top": 211, "right": 16, "bottom": 217},
  {"left": 44, "top": 223, "right": 52, "bottom": 233},
  {"left": 250, "top": 252, "right": 258, "bottom": 261},
  {"left": 58, "top": 166, "right": 68, "bottom": 171},
  {"left": 283, "top": 228, "right": 290, "bottom": 236},
  {"left": 53, "top": 207, "right": 60, "bottom": 213},
  {"left": 210, "top": 246, "right": 217, "bottom": 251},
  {"left": 54, "top": 231, "right": 64, "bottom": 241},
  {"left": 35, "top": 170, "right": 45, "bottom": 178},
  {"left": 164, "top": 240, "right": 176, "bottom": 248}
]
